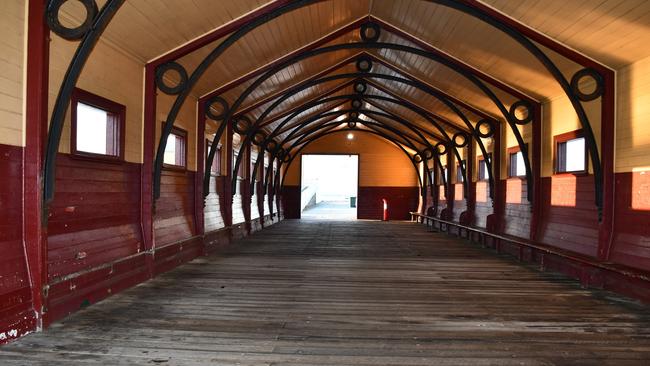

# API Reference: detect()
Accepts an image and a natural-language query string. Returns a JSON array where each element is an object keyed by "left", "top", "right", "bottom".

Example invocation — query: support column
[
  {"left": 25, "top": 0, "right": 49, "bottom": 329},
  {"left": 487, "top": 122, "right": 504, "bottom": 234},
  {"left": 530, "top": 103, "right": 542, "bottom": 241},
  {"left": 195, "top": 103, "right": 206, "bottom": 248},
  {"left": 242, "top": 143, "right": 252, "bottom": 233},
  {"left": 597, "top": 71, "right": 616, "bottom": 260},
  {"left": 461, "top": 142, "right": 475, "bottom": 225},
  {"left": 224, "top": 123, "right": 233, "bottom": 227},
  {"left": 142, "top": 64, "right": 156, "bottom": 278},
  {"left": 443, "top": 149, "right": 455, "bottom": 220}
]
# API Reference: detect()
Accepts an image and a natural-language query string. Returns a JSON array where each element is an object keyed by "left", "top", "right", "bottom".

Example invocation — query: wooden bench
[{"left": 410, "top": 212, "right": 650, "bottom": 288}]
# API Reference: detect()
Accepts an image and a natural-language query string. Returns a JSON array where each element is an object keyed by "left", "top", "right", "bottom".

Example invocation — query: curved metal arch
[
  {"left": 258, "top": 107, "right": 439, "bottom": 195},
  {"left": 262, "top": 109, "right": 445, "bottom": 199},
  {"left": 221, "top": 43, "right": 516, "bottom": 201},
  {"left": 43, "top": 0, "right": 125, "bottom": 203},
  {"left": 278, "top": 127, "right": 427, "bottom": 195},
  {"left": 258, "top": 104, "right": 450, "bottom": 198},
  {"left": 45, "top": 0, "right": 604, "bottom": 214},
  {"left": 233, "top": 72, "right": 481, "bottom": 200}
]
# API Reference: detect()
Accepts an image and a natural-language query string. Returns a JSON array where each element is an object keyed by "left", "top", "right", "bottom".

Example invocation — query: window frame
[
  {"left": 554, "top": 130, "right": 588, "bottom": 175},
  {"left": 507, "top": 145, "right": 527, "bottom": 178},
  {"left": 70, "top": 88, "right": 125, "bottom": 162},
  {"left": 161, "top": 122, "right": 188, "bottom": 171}
]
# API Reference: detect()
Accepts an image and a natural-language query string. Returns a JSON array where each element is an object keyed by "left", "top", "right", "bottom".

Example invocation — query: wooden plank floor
[{"left": 2, "top": 220, "right": 650, "bottom": 365}]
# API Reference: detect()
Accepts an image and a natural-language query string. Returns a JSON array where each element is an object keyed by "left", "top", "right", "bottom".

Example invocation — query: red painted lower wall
[
  {"left": 0, "top": 144, "right": 36, "bottom": 343},
  {"left": 610, "top": 172, "right": 650, "bottom": 270},
  {"left": 357, "top": 186, "right": 419, "bottom": 220},
  {"left": 281, "top": 185, "right": 301, "bottom": 219},
  {"left": 538, "top": 175, "right": 599, "bottom": 257}
]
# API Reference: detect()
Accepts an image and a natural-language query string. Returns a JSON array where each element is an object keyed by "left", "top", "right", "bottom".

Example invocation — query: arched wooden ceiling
[{"left": 61, "top": 0, "right": 650, "bottom": 150}]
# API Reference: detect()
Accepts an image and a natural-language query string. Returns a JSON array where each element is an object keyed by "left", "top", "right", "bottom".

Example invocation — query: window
[
  {"left": 71, "top": 88, "right": 125, "bottom": 160},
  {"left": 441, "top": 165, "right": 448, "bottom": 183},
  {"left": 555, "top": 130, "right": 587, "bottom": 174},
  {"left": 456, "top": 160, "right": 465, "bottom": 183},
  {"left": 206, "top": 140, "right": 220, "bottom": 175},
  {"left": 508, "top": 147, "right": 526, "bottom": 177},
  {"left": 162, "top": 124, "right": 187, "bottom": 169},
  {"left": 478, "top": 154, "right": 491, "bottom": 181}
]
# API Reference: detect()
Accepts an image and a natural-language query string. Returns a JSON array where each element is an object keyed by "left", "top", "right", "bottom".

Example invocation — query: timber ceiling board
[
  {"left": 360, "top": 94, "right": 453, "bottom": 142},
  {"left": 366, "top": 49, "right": 518, "bottom": 118},
  {"left": 369, "top": 1, "right": 584, "bottom": 99},
  {"left": 242, "top": 63, "right": 358, "bottom": 124},
  {"left": 263, "top": 85, "right": 355, "bottom": 139},
  {"left": 174, "top": 4, "right": 367, "bottom": 97},
  {"left": 482, "top": 0, "right": 650, "bottom": 68},
  {"left": 61, "top": 0, "right": 270, "bottom": 63},
  {"left": 212, "top": 46, "right": 362, "bottom": 115},
  {"left": 364, "top": 83, "right": 475, "bottom": 134}
]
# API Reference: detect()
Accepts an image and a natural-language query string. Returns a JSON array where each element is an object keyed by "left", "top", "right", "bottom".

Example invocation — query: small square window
[
  {"left": 71, "top": 88, "right": 124, "bottom": 160},
  {"left": 508, "top": 149, "right": 526, "bottom": 177},
  {"left": 556, "top": 133, "right": 586, "bottom": 174},
  {"left": 162, "top": 124, "right": 187, "bottom": 169}
]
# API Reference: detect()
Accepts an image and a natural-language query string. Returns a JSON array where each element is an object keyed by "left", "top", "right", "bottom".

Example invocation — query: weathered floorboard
[{"left": 2, "top": 220, "right": 650, "bottom": 365}]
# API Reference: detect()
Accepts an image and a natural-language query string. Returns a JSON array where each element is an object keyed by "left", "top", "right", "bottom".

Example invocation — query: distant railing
[{"left": 301, "top": 185, "right": 317, "bottom": 212}]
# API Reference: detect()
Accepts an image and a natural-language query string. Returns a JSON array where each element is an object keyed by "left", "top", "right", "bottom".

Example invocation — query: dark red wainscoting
[
  {"left": 154, "top": 170, "right": 196, "bottom": 246},
  {"left": 0, "top": 144, "right": 36, "bottom": 343},
  {"left": 538, "top": 175, "right": 599, "bottom": 257},
  {"left": 610, "top": 171, "right": 650, "bottom": 270},
  {"left": 281, "top": 185, "right": 301, "bottom": 219},
  {"left": 204, "top": 175, "right": 224, "bottom": 233},
  {"left": 357, "top": 186, "right": 419, "bottom": 220},
  {"left": 46, "top": 153, "right": 143, "bottom": 323}
]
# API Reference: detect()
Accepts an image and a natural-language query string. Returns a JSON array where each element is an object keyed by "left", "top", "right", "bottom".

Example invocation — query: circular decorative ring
[
  {"left": 275, "top": 147, "right": 285, "bottom": 159},
  {"left": 452, "top": 132, "right": 469, "bottom": 148},
  {"left": 435, "top": 142, "right": 447, "bottom": 155},
  {"left": 155, "top": 62, "right": 188, "bottom": 95},
  {"left": 413, "top": 153, "right": 423, "bottom": 163},
  {"left": 571, "top": 68, "right": 604, "bottom": 102},
  {"left": 349, "top": 111, "right": 359, "bottom": 120},
  {"left": 232, "top": 116, "right": 252, "bottom": 135},
  {"left": 252, "top": 131, "right": 267, "bottom": 146},
  {"left": 475, "top": 119, "right": 495, "bottom": 138},
  {"left": 46, "top": 0, "right": 98, "bottom": 40},
  {"left": 351, "top": 98, "right": 362, "bottom": 109},
  {"left": 265, "top": 140, "right": 278, "bottom": 152},
  {"left": 356, "top": 56, "right": 373, "bottom": 73},
  {"left": 205, "top": 96, "right": 229, "bottom": 120},
  {"left": 347, "top": 121, "right": 357, "bottom": 129},
  {"left": 360, "top": 22, "right": 381, "bottom": 43},
  {"left": 509, "top": 100, "right": 533, "bottom": 125},
  {"left": 423, "top": 147, "right": 434, "bottom": 160},
  {"left": 354, "top": 80, "right": 367, "bottom": 94}
]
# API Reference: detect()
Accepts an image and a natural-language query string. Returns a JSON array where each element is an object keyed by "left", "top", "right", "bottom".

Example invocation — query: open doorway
[{"left": 300, "top": 154, "right": 358, "bottom": 220}]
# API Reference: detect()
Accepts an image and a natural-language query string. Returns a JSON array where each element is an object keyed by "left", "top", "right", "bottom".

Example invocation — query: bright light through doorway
[{"left": 300, "top": 154, "right": 358, "bottom": 220}]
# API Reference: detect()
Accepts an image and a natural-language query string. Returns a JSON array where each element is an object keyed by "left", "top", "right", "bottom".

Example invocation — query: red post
[
  {"left": 195, "top": 102, "right": 206, "bottom": 242},
  {"left": 382, "top": 199, "right": 389, "bottom": 221},
  {"left": 142, "top": 64, "right": 156, "bottom": 277},
  {"left": 24, "top": 0, "right": 50, "bottom": 329}
]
